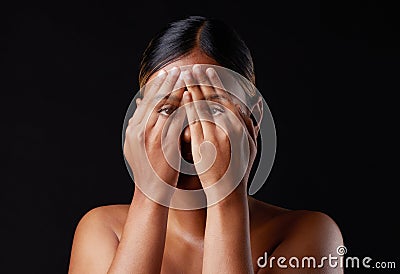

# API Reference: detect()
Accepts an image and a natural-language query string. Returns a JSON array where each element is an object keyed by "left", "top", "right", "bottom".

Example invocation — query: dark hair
[{"left": 139, "top": 15, "right": 255, "bottom": 88}]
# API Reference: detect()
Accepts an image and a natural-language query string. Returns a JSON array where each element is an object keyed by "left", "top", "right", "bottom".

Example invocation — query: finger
[
  {"left": 161, "top": 106, "right": 186, "bottom": 165},
  {"left": 156, "top": 66, "right": 181, "bottom": 98},
  {"left": 193, "top": 65, "right": 217, "bottom": 98},
  {"left": 193, "top": 66, "right": 230, "bottom": 139},
  {"left": 206, "top": 67, "right": 227, "bottom": 98},
  {"left": 161, "top": 85, "right": 185, "bottom": 115},
  {"left": 133, "top": 70, "right": 167, "bottom": 122},
  {"left": 164, "top": 105, "right": 186, "bottom": 140},
  {"left": 211, "top": 101, "right": 232, "bottom": 136},
  {"left": 158, "top": 89, "right": 186, "bottom": 167},
  {"left": 207, "top": 67, "right": 247, "bottom": 118},
  {"left": 140, "top": 67, "right": 180, "bottom": 122},
  {"left": 143, "top": 96, "right": 164, "bottom": 129},
  {"left": 182, "top": 68, "right": 214, "bottom": 137},
  {"left": 182, "top": 69, "right": 204, "bottom": 100},
  {"left": 250, "top": 96, "right": 263, "bottom": 125},
  {"left": 182, "top": 90, "right": 203, "bottom": 144},
  {"left": 173, "top": 72, "right": 185, "bottom": 93},
  {"left": 224, "top": 106, "right": 247, "bottom": 143},
  {"left": 207, "top": 67, "right": 252, "bottom": 129},
  {"left": 141, "top": 67, "right": 181, "bottom": 127},
  {"left": 153, "top": 86, "right": 185, "bottom": 130},
  {"left": 141, "top": 69, "right": 167, "bottom": 102}
]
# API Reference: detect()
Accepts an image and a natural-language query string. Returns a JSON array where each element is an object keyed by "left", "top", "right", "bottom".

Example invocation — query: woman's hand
[
  {"left": 179, "top": 67, "right": 257, "bottom": 274},
  {"left": 182, "top": 65, "right": 256, "bottom": 195},
  {"left": 124, "top": 67, "right": 185, "bottom": 200}
]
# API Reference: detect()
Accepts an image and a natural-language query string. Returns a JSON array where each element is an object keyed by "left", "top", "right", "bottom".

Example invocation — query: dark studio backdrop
[{"left": 1, "top": 1, "right": 398, "bottom": 273}]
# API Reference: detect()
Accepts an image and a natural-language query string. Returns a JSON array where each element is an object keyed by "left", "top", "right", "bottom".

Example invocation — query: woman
[{"left": 69, "top": 16, "right": 343, "bottom": 273}]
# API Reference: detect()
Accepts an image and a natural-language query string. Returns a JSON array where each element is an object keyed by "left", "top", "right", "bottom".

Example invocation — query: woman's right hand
[{"left": 123, "top": 67, "right": 185, "bottom": 200}]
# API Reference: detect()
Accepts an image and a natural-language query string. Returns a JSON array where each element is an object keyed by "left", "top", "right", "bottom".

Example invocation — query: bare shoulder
[
  {"left": 249, "top": 196, "right": 342, "bottom": 235},
  {"left": 69, "top": 205, "right": 130, "bottom": 273},
  {"left": 81, "top": 204, "right": 130, "bottom": 223},
  {"left": 248, "top": 197, "right": 343, "bottom": 259},
  {"left": 76, "top": 204, "right": 130, "bottom": 240}
]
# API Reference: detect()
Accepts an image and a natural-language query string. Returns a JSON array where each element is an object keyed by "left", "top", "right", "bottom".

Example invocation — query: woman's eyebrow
[
  {"left": 153, "top": 94, "right": 182, "bottom": 103},
  {"left": 204, "top": 94, "right": 232, "bottom": 103},
  {"left": 151, "top": 93, "right": 232, "bottom": 104}
]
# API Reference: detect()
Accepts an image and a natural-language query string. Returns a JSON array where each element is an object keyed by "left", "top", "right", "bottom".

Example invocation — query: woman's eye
[
  {"left": 157, "top": 105, "right": 176, "bottom": 116},
  {"left": 210, "top": 105, "right": 225, "bottom": 116}
]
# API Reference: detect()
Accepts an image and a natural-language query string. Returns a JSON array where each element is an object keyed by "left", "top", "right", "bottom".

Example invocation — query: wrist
[
  {"left": 132, "top": 177, "right": 177, "bottom": 208},
  {"left": 131, "top": 186, "right": 171, "bottom": 210},
  {"left": 204, "top": 178, "right": 247, "bottom": 206},
  {"left": 205, "top": 188, "right": 250, "bottom": 233},
  {"left": 208, "top": 185, "right": 248, "bottom": 210}
]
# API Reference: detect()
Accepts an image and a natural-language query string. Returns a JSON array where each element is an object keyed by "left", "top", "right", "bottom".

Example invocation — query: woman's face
[{"left": 140, "top": 49, "right": 259, "bottom": 163}]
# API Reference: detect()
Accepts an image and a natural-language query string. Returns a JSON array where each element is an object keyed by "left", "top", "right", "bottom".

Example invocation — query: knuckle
[
  {"left": 154, "top": 77, "right": 165, "bottom": 87},
  {"left": 123, "top": 143, "right": 130, "bottom": 156},
  {"left": 235, "top": 124, "right": 244, "bottom": 134},
  {"left": 193, "top": 69, "right": 205, "bottom": 81},
  {"left": 207, "top": 136, "right": 217, "bottom": 145},
  {"left": 148, "top": 131, "right": 159, "bottom": 143},
  {"left": 164, "top": 77, "right": 174, "bottom": 87},
  {"left": 221, "top": 133, "right": 230, "bottom": 143},
  {"left": 136, "top": 130, "right": 144, "bottom": 141},
  {"left": 125, "top": 125, "right": 134, "bottom": 136}
]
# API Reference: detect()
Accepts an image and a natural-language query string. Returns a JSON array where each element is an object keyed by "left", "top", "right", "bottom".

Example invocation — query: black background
[{"left": 1, "top": 1, "right": 398, "bottom": 273}]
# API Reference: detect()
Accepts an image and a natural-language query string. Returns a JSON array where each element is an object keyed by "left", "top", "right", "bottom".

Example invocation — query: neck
[{"left": 167, "top": 174, "right": 206, "bottom": 241}]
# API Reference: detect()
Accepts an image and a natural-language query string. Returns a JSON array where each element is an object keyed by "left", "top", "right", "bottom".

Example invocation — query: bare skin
[{"left": 69, "top": 50, "right": 343, "bottom": 274}]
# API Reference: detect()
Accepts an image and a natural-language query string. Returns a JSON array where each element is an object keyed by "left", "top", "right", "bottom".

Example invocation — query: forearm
[
  {"left": 203, "top": 187, "right": 253, "bottom": 274},
  {"left": 108, "top": 188, "right": 169, "bottom": 274}
]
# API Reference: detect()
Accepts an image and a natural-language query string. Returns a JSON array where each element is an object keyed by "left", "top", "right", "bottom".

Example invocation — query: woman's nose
[{"left": 182, "top": 125, "right": 191, "bottom": 143}]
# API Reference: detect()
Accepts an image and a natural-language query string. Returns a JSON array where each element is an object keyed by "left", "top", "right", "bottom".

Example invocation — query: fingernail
[
  {"left": 193, "top": 64, "right": 201, "bottom": 73},
  {"left": 170, "top": 66, "right": 179, "bottom": 75},
  {"left": 206, "top": 67, "right": 216, "bottom": 76},
  {"left": 182, "top": 70, "right": 191, "bottom": 79},
  {"left": 183, "top": 90, "right": 190, "bottom": 99},
  {"left": 158, "top": 69, "right": 166, "bottom": 76}
]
